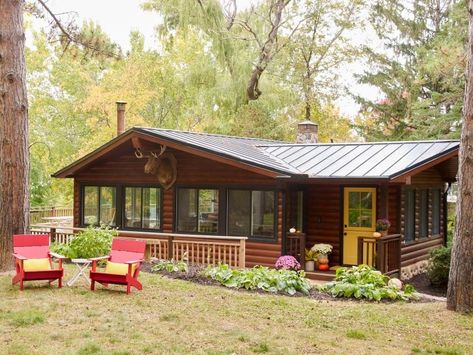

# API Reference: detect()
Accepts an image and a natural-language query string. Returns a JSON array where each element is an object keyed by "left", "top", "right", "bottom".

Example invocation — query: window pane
[
  {"left": 349, "top": 192, "right": 360, "bottom": 209},
  {"left": 360, "top": 192, "right": 372, "bottom": 209},
  {"left": 360, "top": 209, "right": 373, "bottom": 228},
  {"left": 198, "top": 189, "right": 219, "bottom": 233},
  {"left": 348, "top": 209, "right": 361, "bottom": 227},
  {"left": 125, "top": 187, "right": 142, "bottom": 228},
  {"left": 143, "top": 188, "right": 160, "bottom": 229},
  {"left": 177, "top": 189, "right": 197, "bottom": 232},
  {"left": 251, "top": 191, "right": 274, "bottom": 237},
  {"left": 432, "top": 189, "right": 441, "bottom": 235},
  {"left": 84, "top": 186, "right": 98, "bottom": 225},
  {"left": 404, "top": 189, "right": 415, "bottom": 242},
  {"left": 228, "top": 190, "right": 251, "bottom": 236},
  {"left": 99, "top": 187, "right": 116, "bottom": 226},
  {"left": 420, "top": 189, "right": 428, "bottom": 238}
]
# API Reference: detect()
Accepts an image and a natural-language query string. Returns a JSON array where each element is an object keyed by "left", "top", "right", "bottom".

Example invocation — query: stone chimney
[
  {"left": 116, "top": 100, "right": 127, "bottom": 136},
  {"left": 296, "top": 120, "right": 318, "bottom": 144}
]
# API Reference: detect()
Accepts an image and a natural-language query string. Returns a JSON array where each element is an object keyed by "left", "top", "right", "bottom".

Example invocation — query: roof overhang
[
  {"left": 52, "top": 128, "right": 294, "bottom": 179},
  {"left": 389, "top": 148, "right": 459, "bottom": 183}
]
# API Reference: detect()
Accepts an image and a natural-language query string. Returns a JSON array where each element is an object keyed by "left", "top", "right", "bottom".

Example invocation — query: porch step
[{"left": 305, "top": 270, "right": 336, "bottom": 281}]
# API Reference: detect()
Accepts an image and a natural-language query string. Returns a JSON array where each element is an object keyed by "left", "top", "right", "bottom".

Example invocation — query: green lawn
[{"left": 1, "top": 266, "right": 472, "bottom": 355}]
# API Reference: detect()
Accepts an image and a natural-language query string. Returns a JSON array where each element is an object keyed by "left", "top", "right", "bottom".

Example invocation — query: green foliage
[
  {"left": 427, "top": 246, "right": 451, "bottom": 287},
  {"left": 346, "top": 329, "right": 367, "bottom": 340},
  {"left": 49, "top": 242, "right": 72, "bottom": 258},
  {"left": 320, "top": 265, "right": 418, "bottom": 301},
  {"left": 151, "top": 259, "right": 188, "bottom": 273},
  {"left": 354, "top": 0, "right": 466, "bottom": 141},
  {"left": 65, "top": 226, "right": 116, "bottom": 259},
  {"left": 203, "top": 264, "right": 312, "bottom": 295}
]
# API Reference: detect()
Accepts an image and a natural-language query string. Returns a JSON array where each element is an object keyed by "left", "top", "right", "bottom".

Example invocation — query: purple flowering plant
[
  {"left": 376, "top": 218, "right": 391, "bottom": 231},
  {"left": 275, "top": 255, "right": 301, "bottom": 271}
]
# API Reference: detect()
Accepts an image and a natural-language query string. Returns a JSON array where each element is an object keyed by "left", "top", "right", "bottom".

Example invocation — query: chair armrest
[
  {"left": 89, "top": 256, "right": 110, "bottom": 261},
  {"left": 124, "top": 259, "right": 143, "bottom": 264},
  {"left": 12, "top": 253, "right": 27, "bottom": 260},
  {"left": 49, "top": 252, "right": 67, "bottom": 259}
]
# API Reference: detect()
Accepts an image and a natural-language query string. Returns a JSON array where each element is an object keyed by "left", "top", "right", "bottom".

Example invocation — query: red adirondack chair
[
  {"left": 89, "top": 239, "right": 146, "bottom": 294},
  {"left": 12, "top": 234, "right": 65, "bottom": 290}
]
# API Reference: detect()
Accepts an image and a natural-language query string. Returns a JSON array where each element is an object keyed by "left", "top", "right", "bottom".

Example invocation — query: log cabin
[{"left": 52, "top": 106, "right": 459, "bottom": 280}]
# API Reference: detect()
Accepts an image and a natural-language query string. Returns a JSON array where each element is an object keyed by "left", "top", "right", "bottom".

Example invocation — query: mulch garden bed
[
  {"left": 142, "top": 262, "right": 437, "bottom": 303},
  {"left": 405, "top": 272, "right": 447, "bottom": 298}
]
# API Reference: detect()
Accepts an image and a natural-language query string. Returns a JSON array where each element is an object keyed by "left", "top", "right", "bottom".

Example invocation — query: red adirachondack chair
[
  {"left": 89, "top": 239, "right": 146, "bottom": 295},
  {"left": 12, "top": 234, "right": 65, "bottom": 290}
]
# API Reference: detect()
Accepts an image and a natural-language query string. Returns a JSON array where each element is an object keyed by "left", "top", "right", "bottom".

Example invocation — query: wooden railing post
[
  {"left": 299, "top": 232, "right": 306, "bottom": 266},
  {"left": 239, "top": 238, "right": 246, "bottom": 268},
  {"left": 168, "top": 235, "right": 173, "bottom": 260},
  {"left": 50, "top": 228, "right": 56, "bottom": 244}
]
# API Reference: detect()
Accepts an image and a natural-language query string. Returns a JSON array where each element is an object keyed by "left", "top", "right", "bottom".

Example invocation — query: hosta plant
[
  {"left": 203, "top": 264, "right": 312, "bottom": 295},
  {"left": 152, "top": 259, "right": 188, "bottom": 273},
  {"left": 319, "top": 265, "right": 418, "bottom": 301}
]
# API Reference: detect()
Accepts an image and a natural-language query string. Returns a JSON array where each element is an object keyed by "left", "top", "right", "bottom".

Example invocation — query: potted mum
[
  {"left": 376, "top": 218, "right": 391, "bottom": 236},
  {"left": 275, "top": 255, "right": 301, "bottom": 271},
  {"left": 311, "top": 243, "right": 333, "bottom": 271},
  {"left": 304, "top": 248, "right": 317, "bottom": 272}
]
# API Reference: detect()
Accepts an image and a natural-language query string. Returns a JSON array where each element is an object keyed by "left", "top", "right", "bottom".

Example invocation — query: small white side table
[{"left": 67, "top": 258, "right": 91, "bottom": 286}]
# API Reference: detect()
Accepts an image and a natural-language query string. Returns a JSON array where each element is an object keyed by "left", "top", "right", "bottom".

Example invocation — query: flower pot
[
  {"left": 305, "top": 260, "right": 315, "bottom": 272},
  {"left": 380, "top": 230, "right": 388, "bottom": 237}
]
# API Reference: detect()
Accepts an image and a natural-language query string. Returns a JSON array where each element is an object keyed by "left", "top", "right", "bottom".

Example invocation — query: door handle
[
  {"left": 344, "top": 224, "right": 347, "bottom": 228},
  {"left": 344, "top": 232, "right": 347, "bottom": 236}
]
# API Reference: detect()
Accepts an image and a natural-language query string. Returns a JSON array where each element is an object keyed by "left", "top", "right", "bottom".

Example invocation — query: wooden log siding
[
  {"left": 30, "top": 226, "right": 247, "bottom": 268},
  {"left": 305, "top": 185, "right": 341, "bottom": 265}
]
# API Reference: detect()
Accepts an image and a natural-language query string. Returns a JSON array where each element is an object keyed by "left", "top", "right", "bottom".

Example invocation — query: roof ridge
[
  {"left": 135, "top": 127, "right": 287, "bottom": 144},
  {"left": 257, "top": 139, "right": 460, "bottom": 147}
]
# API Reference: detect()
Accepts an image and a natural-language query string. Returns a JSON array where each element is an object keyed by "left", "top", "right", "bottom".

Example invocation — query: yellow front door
[{"left": 343, "top": 187, "right": 376, "bottom": 265}]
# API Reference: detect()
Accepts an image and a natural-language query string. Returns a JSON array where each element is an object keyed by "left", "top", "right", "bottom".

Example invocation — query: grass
[{"left": 1, "top": 266, "right": 473, "bottom": 354}]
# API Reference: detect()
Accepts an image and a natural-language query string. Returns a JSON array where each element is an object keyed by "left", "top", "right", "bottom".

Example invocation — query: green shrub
[
  {"left": 50, "top": 242, "right": 71, "bottom": 257},
  {"left": 427, "top": 246, "right": 451, "bottom": 287},
  {"left": 203, "top": 264, "right": 312, "bottom": 295},
  {"left": 319, "top": 265, "right": 418, "bottom": 301},
  {"left": 151, "top": 259, "right": 188, "bottom": 273},
  {"left": 61, "top": 226, "right": 116, "bottom": 259}
]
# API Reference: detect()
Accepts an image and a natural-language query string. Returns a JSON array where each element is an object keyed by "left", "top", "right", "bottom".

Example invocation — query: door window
[{"left": 347, "top": 191, "right": 373, "bottom": 228}]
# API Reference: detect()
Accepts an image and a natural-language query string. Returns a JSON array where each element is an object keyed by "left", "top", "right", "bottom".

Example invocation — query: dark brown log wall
[
  {"left": 399, "top": 167, "right": 448, "bottom": 267},
  {"left": 72, "top": 145, "right": 282, "bottom": 267},
  {"left": 305, "top": 185, "right": 341, "bottom": 265}
]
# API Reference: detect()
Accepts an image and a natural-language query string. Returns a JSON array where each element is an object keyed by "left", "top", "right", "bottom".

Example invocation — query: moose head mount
[{"left": 135, "top": 144, "right": 177, "bottom": 190}]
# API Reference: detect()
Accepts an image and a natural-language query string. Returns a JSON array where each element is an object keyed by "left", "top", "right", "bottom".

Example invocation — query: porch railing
[
  {"left": 285, "top": 232, "right": 306, "bottom": 265},
  {"left": 357, "top": 234, "right": 402, "bottom": 276},
  {"left": 29, "top": 207, "right": 73, "bottom": 225},
  {"left": 30, "top": 225, "right": 247, "bottom": 268}
]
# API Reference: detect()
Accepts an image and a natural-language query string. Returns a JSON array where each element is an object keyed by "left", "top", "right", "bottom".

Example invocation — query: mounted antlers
[{"left": 133, "top": 143, "right": 177, "bottom": 189}]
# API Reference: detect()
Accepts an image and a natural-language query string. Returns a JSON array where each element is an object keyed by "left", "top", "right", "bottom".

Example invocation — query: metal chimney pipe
[{"left": 116, "top": 100, "right": 127, "bottom": 136}]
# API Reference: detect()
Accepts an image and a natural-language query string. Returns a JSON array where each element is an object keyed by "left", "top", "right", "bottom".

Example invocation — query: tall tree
[
  {"left": 354, "top": 0, "right": 464, "bottom": 141},
  {"left": 0, "top": 0, "right": 29, "bottom": 271},
  {"left": 447, "top": 0, "right": 473, "bottom": 313}
]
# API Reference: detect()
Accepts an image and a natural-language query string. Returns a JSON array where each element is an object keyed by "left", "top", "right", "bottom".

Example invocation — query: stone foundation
[{"left": 401, "top": 260, "right": 429, "bottom": 280}]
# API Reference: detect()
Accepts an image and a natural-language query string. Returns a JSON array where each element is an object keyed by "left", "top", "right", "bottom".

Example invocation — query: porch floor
[{"left": 305, "top": 270, "right": 336, "bottom": 281}]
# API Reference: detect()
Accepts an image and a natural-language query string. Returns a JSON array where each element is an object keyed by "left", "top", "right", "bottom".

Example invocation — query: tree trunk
[
  {"left": 0, "top": 0, "right": 30, "bottom": 271},
  {"left": 446, "top": 0, "right": 473, "bottom": 313}
]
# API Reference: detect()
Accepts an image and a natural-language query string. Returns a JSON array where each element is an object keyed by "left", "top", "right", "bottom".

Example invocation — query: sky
[{"left": 34, "top": 0, "right": 380, "bottom": 118}]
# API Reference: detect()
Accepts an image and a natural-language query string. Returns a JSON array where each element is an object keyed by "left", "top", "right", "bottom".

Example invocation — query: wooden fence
[
  {"left": 30, "top": 226, "right": 247, "bottom": 268},
  {"left": 357, "top": 234, "right": 402, "bottom": 276},
  {"left": 29, "top": 207, "right": 73, "bottom": 225}
]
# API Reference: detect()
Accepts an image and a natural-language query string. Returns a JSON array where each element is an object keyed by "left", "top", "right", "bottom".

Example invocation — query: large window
[
  {"left": 404, "top": 187, "right": 443, "bottom": 243},
  {"left": 176, "top": 188, "right": 219, "bottom": 233},
  {"left": 124, "top": 187, "right": 161, "bottom": 230},
  {"left": 228, "top": 190, "right": 275, "bottom": 239},
  {"left": 83, "top": 186, "right": 117, "bottom": 226}
]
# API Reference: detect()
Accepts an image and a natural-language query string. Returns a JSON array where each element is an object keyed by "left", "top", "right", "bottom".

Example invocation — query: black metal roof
[{"left": 54, "top": 127, "right": 460, "bottom": 180}]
